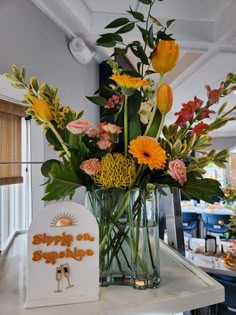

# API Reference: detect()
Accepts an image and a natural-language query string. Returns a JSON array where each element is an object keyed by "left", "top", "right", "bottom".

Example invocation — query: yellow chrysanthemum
[
  {"left": 129, "top": 136, "right": 167, "bottom": 170},
  {"left": 110, "top": 74, "right": 149, "bottom": 96},
  {"left": 93, "top": 153, "right": 136, "bottom": 189}
]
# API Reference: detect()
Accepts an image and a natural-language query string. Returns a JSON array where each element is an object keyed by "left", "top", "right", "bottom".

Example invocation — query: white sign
[{"left": 25, "top": 202, "right": 99, "bottom": 308}]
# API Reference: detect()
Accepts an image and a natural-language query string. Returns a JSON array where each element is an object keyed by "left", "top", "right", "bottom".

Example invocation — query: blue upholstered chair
[
  {"left": 201, "top": 213, "right": 230, "bottom": 236},
  {"left": 182, "top": 212, "right": 199, "bottom": 237}
]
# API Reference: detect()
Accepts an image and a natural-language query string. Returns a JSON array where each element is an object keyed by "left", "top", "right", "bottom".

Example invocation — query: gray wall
[
  {"left": 0, "top": 0, "right": 99, "bottom": 208},
  {"left": 212, "top": 137, "right": 236, "bottom": 151}
]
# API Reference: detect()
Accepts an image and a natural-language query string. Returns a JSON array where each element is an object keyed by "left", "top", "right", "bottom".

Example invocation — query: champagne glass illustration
[
  {"left": 61, "top": 263, "right": 74, "bottom": 288},
  {"left": 54, "top": 266, "right": 63, "bottom": 292}
]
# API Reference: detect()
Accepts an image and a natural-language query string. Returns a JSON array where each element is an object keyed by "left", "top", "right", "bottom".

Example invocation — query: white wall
[
  {"left": 212, "top": 137, "right": 236, "bottom": 151},
  {"left": 0, "top": 0, "right": 99, "bottom": 211}
]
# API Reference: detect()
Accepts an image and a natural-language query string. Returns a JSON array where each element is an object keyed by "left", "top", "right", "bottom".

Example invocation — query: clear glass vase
[{"left": 85, "top": 186, "right": 160, "bottom": 289}]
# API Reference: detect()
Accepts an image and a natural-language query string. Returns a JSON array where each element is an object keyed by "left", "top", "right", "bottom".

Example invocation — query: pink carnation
[
  {"left": 66, "top": 120, "right": 92, "bottom": 134},
  {"left": 80, "top": 158, "right": 100, "bottom": 175},
  {"left": 167, "top": 159, "right": 187, "bottom": 186},
  {"left": 101, "top": 123, "right": 122, "bottom": 135}
]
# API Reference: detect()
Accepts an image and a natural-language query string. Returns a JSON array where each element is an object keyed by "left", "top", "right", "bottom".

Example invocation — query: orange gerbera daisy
[
  {"left": 129, "top": 136, "right": 167, "bottom": 170},
  {"left": 110, "top": 74, "right": 149, "bottom": 96}
]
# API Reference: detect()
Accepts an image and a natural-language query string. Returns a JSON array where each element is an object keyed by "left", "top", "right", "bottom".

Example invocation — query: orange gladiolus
[
  {"left": 151, "top": 40, "right": 179, "bottom": 74},
  {"left": 32, "top": 98, "right": 53, "bottom": 122},
  {"left": 156, "top": 84, "right": 173, "bottom": 114}
]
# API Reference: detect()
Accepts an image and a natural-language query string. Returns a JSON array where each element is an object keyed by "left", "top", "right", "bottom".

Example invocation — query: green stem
[
  {"left": 47, "top": 121, "right": 71, "bottom": 160},
  {"left": 155, "top": 113, "right": 165, "bottom": 140},
  {"left": 124, "top": 95, "right": 129, "bottom": 157},
  {"left": 141, "top": 1, "right": 154, "bottom": 78},
  {"left": 144, "top": 73, "right": 164, "bottom": 136}
]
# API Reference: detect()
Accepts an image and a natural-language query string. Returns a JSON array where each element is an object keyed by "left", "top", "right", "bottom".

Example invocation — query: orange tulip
[
  {"left": 156, "top": 84, "right": 173, "bottom": 114},
  {"left": 32, "top": 98, "right": 53, "bottom": 122},
  {"left": 151, "top": 40, "right": 179, "bottom": 74}
]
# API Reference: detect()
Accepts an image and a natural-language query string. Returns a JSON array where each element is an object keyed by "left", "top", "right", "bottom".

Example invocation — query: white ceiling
[{"left": 32, "top": 0, "right": 236, "bottom": 137}]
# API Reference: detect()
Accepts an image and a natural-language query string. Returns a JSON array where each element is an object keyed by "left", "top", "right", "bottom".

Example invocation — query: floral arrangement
[
  {"left": 4, "top": 0, "right": 236, "bottom": 204},
  {"left": 225, "top": 216, "right": 236, "bottom": 239},
  {"left": 5, "top": 0, "right": 236, "bottom": 289},
  {"left": 223, "top": 186, "right": 236, "bottom": 204}
]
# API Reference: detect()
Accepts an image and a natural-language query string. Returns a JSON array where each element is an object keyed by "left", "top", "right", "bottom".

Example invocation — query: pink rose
[
  {"left": 66, "top": 120, "right": 92, "bottom": 134},
  {"left": 167, "top": 159, "right": 187, "bottom": 186},
  {"left": 80, "top": 158, "right": 100, "bottom": 175},
  {"left": 87, "top": 128, "right": 99, "bottom": 138},
  {"left": 97, "top": 139, "right": 111, "bottom": 150},
  {"left": 101, "top": 123, "right": 122, "bottom": 135}
]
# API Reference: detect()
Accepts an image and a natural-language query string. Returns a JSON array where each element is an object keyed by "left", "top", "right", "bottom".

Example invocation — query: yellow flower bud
[
  {"left": 156, "top": 84, "right": 173, "bottom": 114},
  {"left": 151, "top": 40, "right": 179, "bottom": 74},
  {"left": 32, "top": 98, "right": 53, "bottom": 122}
]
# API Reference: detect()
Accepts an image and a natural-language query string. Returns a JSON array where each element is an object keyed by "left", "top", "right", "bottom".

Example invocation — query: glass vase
[{"left": 85, "top": 186, "right": 160, "bottom": 289}]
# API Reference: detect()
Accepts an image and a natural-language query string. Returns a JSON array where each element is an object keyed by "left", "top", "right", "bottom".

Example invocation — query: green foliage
[
  {"left": 42, "top": 159, "right": 81, "bottom": 201},
  {"left": 96, "top": 0, "right": 174, "bottom": 77}
]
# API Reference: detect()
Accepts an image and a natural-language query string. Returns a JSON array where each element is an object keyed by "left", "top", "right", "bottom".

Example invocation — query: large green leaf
[
  {"left": 181, "top": 178, "right": 224, "bottom": 203},
  {"left": 42, "top": 160, "right": 81, "bottom": 201},
  {"left": 41, "top": 159, "right": 61, "bottom": 177}
]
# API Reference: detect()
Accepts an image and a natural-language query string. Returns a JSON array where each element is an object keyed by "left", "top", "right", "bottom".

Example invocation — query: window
[{"left": 0, "top": 98, "right": 26, "bottom": 184}]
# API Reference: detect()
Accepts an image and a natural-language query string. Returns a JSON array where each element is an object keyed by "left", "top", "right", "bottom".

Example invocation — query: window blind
[{"left": 0, "top": 99, "right": 26, "bottom": 185}]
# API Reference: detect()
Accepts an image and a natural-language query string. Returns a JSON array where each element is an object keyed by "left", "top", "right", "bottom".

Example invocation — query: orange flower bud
[
  {"left": 32, "top": 98, "right": 53, "bottom": 122},
  {"left": 156, "top": 84, "right": 173, "bottom": 114},
  {"left": 151, "top": 40, "right": 179, "bottom": 74}
]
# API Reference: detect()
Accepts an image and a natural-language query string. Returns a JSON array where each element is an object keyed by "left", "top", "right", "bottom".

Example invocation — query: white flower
[{"left": 138, "top": 100, "right": 154, "bottom": 125}]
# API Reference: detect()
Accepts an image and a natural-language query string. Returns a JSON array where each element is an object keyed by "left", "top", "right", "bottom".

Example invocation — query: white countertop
[
  {"left": 181, "top": 203, "right": 233, "bottom": 215},
  {"left": 0, "top": 233, "right": 224, "bottom": 315}
]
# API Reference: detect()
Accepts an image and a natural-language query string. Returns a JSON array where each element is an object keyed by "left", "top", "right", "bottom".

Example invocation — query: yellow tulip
[
  {"left": 151, "top": 40, "right": 179, "bottom": 74},
  {"left": 156, "top": 84, "right": 173, "bottom": 114},
  {"left": 32, "top": 98, "right": 53, "bottom": 122}
]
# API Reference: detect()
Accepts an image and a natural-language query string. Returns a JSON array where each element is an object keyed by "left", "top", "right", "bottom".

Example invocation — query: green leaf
[
  {"left": 41, "top": 159, "right": 61, "bottom": 177},
  {"left": 130, "top": 44, "right": 149, "bottom": 65},
  {"left": 105, "top": 17, "right": 130, "bottom": 29},
  {"left": 30, "top": 77, "right": 39, "bottom": 92},
  {"left": 4, "top": 73, "right": 18, "bottom": 81},
  {"left": 86, "top": 96, "right": 108, "bottom": 106},
  {"left": 11, "top": 82, "right": 25, "bottom": 89},
  {"left": 129, "top": 114, "right": 141, "bottom": 141},
  {"left": 145, "top": 70, "right": 156, "bottom": 75},
  {"left": 113, "top": 47, "right": 128, "bottom": 56},
  {"left": 157, "top": 31, "right": 174, "bottom": 41},
  {"left": 182, "top": 177, "right": 224, "bottom": 203},
  {"left": 122, "top": 70, "right": 142, "bottom": 77},
  {"left": 99, "top": 33, "right": 123, "bottom": 42},
  {"left": 137, "top": 25, "right": 148, "bottom": 42},
  {"left": 138, "top": 0, "right": 152, "bottom": 4},
  {"left": 150, "top": 15, "right": 163, "bottom": 27},
  {"left": 42, "top": 160, "right": 81, "bottom": 201},
  {"left": 46, "top": 125, "right": 65, "bottom": 150},
  {"left": 148, "top": 25, "right": 154, "bottom": 48},
  {"left": 127, "top": 7, "right": 145, "bottom": 22},
  {"left": 96, "top": 37, "right": 116, "bottom": 47},
  {"left": 146, "top": 109, "right": 162, "bottom": 138},
  {"left": 116, "top": 22, "right": 135, "bottom": 34},
  {"left": 166, "top": 19, "right": 175, "bottom": 28}
]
